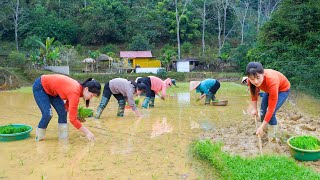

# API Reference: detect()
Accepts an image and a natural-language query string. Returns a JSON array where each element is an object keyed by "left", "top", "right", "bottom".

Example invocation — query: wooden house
[{"left": 120, "top": 51, "right": 161, "bottom": 68}]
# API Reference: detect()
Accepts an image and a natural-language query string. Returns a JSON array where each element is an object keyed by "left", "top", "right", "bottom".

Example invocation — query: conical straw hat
[{"left": 189, "top": 81, "right": 201, "bottom": 91}]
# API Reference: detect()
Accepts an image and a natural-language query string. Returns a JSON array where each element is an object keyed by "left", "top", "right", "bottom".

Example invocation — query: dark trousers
[
  {"left": 137, "top": 77, "right": 155, "bottom": 98},
  {"left": 209, "top": 80, "right": 220, "bottom": 95}
]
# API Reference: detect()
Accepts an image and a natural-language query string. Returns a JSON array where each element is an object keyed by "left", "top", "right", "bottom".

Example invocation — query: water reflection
[
  {"left": 151, "top": 117, "right": 173, "bottom": 138},
  {"left": 177, "top": 92, "right": 190, "bottom": 105},
  {"left": 190, "top": 120, "right": 215, "bottom": 132},
  {"left": 111, "top": 118, "right": 142, "bottom": 155},
  {"left": 0, "top": 86, "right": 249, "bottom": 179}
]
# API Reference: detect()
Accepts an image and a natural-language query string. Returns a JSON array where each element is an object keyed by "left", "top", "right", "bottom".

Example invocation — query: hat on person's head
[
  {"left": 171, "top": 79, "right": 176, "bottom": 86},
  {"left": 164, "top": 78, "right": 174, "bottom": 87},
  {"left": 189, "top": 81, "right": 201, "bottom": 91},
  {"left": 241, "top": 76, "right": 248, "bottom": 84}
]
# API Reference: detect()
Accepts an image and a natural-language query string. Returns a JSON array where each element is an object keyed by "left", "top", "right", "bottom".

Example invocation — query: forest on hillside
[{"left": 0, "top": 0, "right": 319, "bottom": 96}]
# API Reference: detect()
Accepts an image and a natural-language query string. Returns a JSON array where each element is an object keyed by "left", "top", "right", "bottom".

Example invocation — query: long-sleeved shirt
[
  {"left": 109, "top": 78, "right": 137, "bottom": 111},
  {"left": 149, "top": 76, "right": 171, "bottom": 97},
  {"left": 41, "top": 74, "right": 83, "bottom": 129},
  {"left": 249, "top": 69, "right": 290, "bottom": 122},
  {"left": 196, "top": 79, "right": 217, "bottom": 95}
]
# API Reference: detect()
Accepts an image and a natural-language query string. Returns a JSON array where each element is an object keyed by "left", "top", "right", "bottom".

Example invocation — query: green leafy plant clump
[
  {"left": 78, "top": 106, "right": 94, "bottom": 119},
  {"left": 135, "top": 99, "right": 140, "bottom": 105},
  {"left": 290, "top": 136, "right": 320, "bottom": 150},
  {"left": 0, "top": 125, "right": 31, "bottom": 134},
  {"left": 191, "top": 139, "right": 320, "bottom": 179},
  {"left": 126, "top": 99, "right": 140, "bottom": 106}
]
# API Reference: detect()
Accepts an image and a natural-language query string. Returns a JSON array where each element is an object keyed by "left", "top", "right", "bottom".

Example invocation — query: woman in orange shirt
[
  {"left": 33, "top": 74, "right": 101, "bottom": 141},
  {"left": 246, "top": 62, "right": 290, "bottom": 141}
]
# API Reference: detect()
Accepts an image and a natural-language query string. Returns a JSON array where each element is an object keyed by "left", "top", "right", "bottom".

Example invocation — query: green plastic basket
[
  {"left": 287, "top": 136, "right": 320, "bottom": 161},
  {"left": 0, "top": 124, "right": 33, "bottom": 142}
]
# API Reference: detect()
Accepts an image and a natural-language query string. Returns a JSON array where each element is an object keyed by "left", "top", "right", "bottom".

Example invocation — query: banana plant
[{"left": 35, "top": 37, "right": 60, "bottom": 66}]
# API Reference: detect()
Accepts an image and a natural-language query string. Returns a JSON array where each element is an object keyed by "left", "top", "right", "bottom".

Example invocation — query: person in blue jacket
[{"left": 189, "top": 79, "right": 220, "bottom": 105}]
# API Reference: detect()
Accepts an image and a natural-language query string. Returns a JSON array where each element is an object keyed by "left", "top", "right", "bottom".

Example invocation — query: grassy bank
[{"left": 190, "top": 139, "right": 320, "bottom": 179}]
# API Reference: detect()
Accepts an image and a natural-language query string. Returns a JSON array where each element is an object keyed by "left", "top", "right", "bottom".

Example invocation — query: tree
[
  {"left": 174, "top": 0, "right": 191, "bottom": 61},
  {"left": 230, "top": 0, "right": 250, "bottom": 44},
  {"left": 250, "top": 0, "right": 320, "bottom": 96},
  {"left": 257, "top": 0, "right": 282, "bottom": 33},
  {"left": 128, "top": 34, "right": 153, "bottom": 51},
  {"left": 160, "top": 45, "right": 177, "bottom": 71},
  {"left": 213, "top": 0, "right": 236, "bottom": 55},
  {"left": 1, "top": 0, "right": 27, "bottom": 51}
]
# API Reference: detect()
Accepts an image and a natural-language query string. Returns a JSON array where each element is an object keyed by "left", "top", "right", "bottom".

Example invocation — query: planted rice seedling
[
  {"left": 289, "top": 136, "right": 320, "bottom": 150},
  {"left": 191, "top": 139, "right": 320, "bottom": 179},
  {"left": 0, "top": 124, "right": 31, "bottom": 134},
  {"left": 78, "top": 106, "right": 94, "bottom": 122}
]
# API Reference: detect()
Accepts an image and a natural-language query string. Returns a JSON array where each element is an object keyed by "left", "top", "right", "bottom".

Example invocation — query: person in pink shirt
[{"left": 136, "top": 76, "right": 176, "bottom": 108}]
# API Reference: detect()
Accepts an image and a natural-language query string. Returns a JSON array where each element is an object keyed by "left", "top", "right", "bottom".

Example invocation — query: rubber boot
[
  {"left": 36, "top": 127, "right": 46, "bottom": 141},
  {"left": 117, "top": 99, "right": 126, "bottom": 117},
  {"left": 95, "top": 96, "right": 110, "bottom": 119},
  {"left": 211, "top": 94, "right": 216, "bottom": 101},
  {"left": 142, "top": 97, "right": 151, "bottom": 108},
  {"left": 149, "top": 97, "right": 155, "bottom": 108},
  {"left": 268, "top": 125, "right": 278, "bottom": 143},
  {"left": 205, "top": 92, "right": 213, "bottom": 105},
  {"left": 58, "top": 123, "right": 68, "bottom": 140}
]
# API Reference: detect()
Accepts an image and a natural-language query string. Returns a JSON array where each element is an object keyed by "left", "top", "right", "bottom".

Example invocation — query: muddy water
[{"left": 0, "top": 83, "right": 249, "bottom": 179}]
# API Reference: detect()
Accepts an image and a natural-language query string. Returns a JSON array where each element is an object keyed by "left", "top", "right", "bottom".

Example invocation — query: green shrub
[
  {"left": 156, "top": 68, "right": 167, "bottom": 79},
  {"left": 7, "top": 51, "right": 26, "bottom": 68}
]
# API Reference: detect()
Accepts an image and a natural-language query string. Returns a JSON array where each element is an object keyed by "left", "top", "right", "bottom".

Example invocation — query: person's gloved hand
[
  {"left": 196, "top": 98, "right": 201, "bottom": 102},
  {"left": 256, "top": 126, "right": 264, "bottom": 136},
  {"left": 247, "top": 107, "right": 257, "bottom": 117},
  {"left": 79, "top": 126, "right": 95, "bottom": 141},
  {"left": 85, "top": 131, "right": 95, "bottom": 141}
]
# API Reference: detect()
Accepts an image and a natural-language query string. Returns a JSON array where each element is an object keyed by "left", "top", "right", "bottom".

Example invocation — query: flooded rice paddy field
[{"left": 0, "top": 82, "right": 319, "bottom": 179}]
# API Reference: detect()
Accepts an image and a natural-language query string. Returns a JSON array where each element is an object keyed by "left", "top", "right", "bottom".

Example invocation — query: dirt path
[{"left": 202, "top": 98, "right": 320, "bottom": 172}]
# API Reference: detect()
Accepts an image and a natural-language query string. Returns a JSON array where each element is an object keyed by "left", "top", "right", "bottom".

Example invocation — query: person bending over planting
[
  {"left": 95, "top": 78, "right": 146, "bottom": 119},
  {"left": 136, "top": 76, "right": 176, "bottom": 108},
  {"left": 189, "top": 79, "right": 220, "bottom": 105},
  {"left": 33, "top": 74, "right": 101, "bottom": 141},
  {"left": 246, "top": 62, "right": 290, "bottom": 142}
]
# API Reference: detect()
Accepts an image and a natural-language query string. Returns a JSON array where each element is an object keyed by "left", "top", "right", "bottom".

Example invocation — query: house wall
[
  {"left": 133, "top": 58, "right": 161, "bottom": 68},
  {"left": 135, "top": 68, "right": 163, "bottom": 74},
  {"left": 177, "top": 61, "right": 190, "bottom": 72},
  {"left": 45, "top": 66, "right": 70, "bottom": 75}
]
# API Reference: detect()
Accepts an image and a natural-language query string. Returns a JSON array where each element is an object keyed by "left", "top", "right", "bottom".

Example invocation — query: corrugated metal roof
[
  {"left": 120, "top": 51, "right": 153, "bottom": 58},
  {"left": 174, "top": 58, "right": 199, "bottom": 62}
]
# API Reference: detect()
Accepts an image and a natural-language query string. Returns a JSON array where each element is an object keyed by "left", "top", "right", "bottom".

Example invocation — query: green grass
[
  {"left": 167, "top": 82, "right": 190, "bottom": 94},
  {"left": 11, "top": 87, "right": 32, "bottom": 93},
  {"left": 191, "top": 139, "right": 320, "bottom": 179},
  {"left": 290, "top": 136, "right": 320, "bottom": 150}
]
